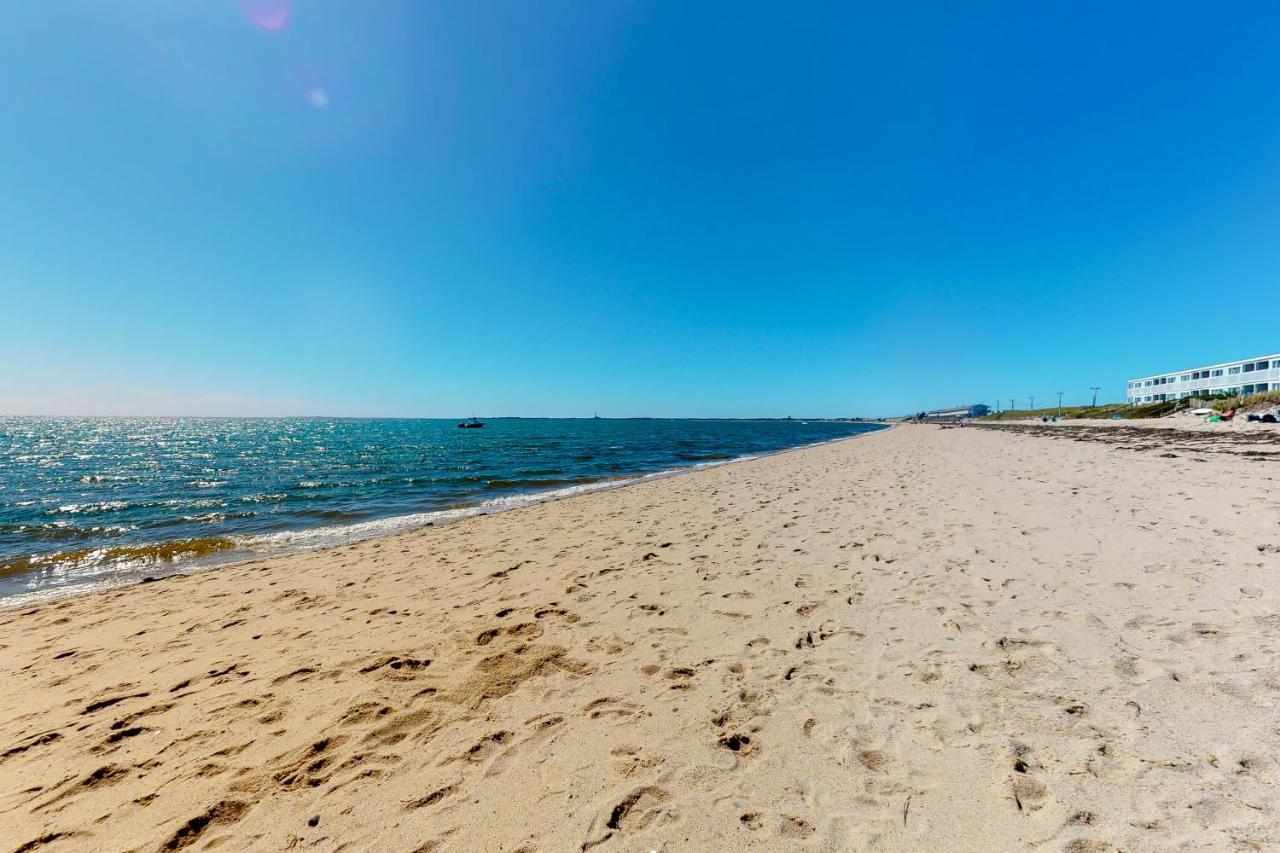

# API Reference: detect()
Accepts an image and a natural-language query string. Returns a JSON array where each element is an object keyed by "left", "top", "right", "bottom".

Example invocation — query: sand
[{"left": 3, "top": 422, "right": 1279, "bottom": 852}]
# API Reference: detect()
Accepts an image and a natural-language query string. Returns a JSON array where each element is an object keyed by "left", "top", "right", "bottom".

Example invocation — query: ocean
[{"left": 0, "top": 417, "right": 884, "bottom": 605}]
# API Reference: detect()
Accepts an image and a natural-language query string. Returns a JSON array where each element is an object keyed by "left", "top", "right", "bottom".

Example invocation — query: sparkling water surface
[{"left": 0, "top": 417, "right": 884, "bottom": 604}]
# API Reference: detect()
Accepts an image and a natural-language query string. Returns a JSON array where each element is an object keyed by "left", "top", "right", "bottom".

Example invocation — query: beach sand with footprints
[{"left": 3, "top": 422, "right": 1279, "bottom": 851}]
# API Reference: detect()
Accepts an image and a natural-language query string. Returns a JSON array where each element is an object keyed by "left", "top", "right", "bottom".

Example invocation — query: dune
[{"left": 2, "top": 423, "right": 1278, "bottom": 851}]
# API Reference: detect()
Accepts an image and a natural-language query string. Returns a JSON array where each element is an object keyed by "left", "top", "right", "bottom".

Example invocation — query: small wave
[
  {"left": 290, "top": 508, "right": 364, "bottom": 522},
  {"left": 49, "top": 500, "right": 130, "bottom": 515},
  {"left": 180, "top": 513, "right": 226, "bottom": 524},
  {"left": 202, "top": 510, "right": 254, "bottom": 522},
  {"left": 0, "top": 522, "right": 136, "bottom": 542},
  {"left": 169, "top": 497, "right": 225, "bottom": 507},
  {"left": 238, "top": 493, "right": 286, "bottom": 504},
  {"left": 0, "top": 536, "right": 240, "bottom": 578},
  {"left": 484, "top": 477, "right": 601, "bottom": 491}
]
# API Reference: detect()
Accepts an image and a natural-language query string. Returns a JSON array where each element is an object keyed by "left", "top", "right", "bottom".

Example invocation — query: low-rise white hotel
[{"left": 1127, "top": 354, "right": 1280, "bottom": 403}]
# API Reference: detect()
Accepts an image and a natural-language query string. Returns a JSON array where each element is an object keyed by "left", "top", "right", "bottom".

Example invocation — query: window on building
[
  {"left": 1229, "top": 366, "right": 1241, "bottom": 374},
  {"left": 1212, "top": 369, "right": 1223, "bottom": 377},
  {"left": 1180, "top": 374, "right": 1190, "bottom": 381},
  {"left": 1258, "top": 360, "right": 1270, "bottom": 370},
  {"left": 1244, "top": 363, "right": 1256, "bottom": 372}
]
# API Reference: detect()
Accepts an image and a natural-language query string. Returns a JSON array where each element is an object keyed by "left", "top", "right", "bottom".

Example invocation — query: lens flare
[{"left": 237, "top": 0, "right": 290, "bottom": 32}]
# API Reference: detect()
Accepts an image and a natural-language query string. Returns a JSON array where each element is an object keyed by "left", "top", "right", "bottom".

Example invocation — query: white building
[{"left": 1126, "top": 354, "right": 1280, "bottom": 403}]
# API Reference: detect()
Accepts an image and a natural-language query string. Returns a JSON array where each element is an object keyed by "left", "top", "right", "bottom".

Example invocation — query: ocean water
[{"left": 0, "top": 417, "right": 883, "bottom": 604}]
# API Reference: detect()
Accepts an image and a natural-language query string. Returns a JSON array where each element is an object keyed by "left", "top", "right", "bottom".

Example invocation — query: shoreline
[
  {"left": 1, "top": 426, "right": 889, "bottom": 611},
  {"left": 5, "top": 423, "right": 1276, "bottom": 851}
]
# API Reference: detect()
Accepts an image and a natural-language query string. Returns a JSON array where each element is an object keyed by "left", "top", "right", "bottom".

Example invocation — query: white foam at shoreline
[{"left": 242, "top": 455, "right": 749, "bottom": 555}]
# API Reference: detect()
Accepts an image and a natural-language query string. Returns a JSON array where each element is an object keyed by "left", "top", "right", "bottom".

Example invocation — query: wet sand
[{"left": 3, "top": 423, "right": 1278, "bottom": 851}]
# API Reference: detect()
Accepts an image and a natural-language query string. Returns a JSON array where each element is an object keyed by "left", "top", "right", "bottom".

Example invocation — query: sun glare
[{"left": 237, "top": 0, "right": 290, "bottom": 32}]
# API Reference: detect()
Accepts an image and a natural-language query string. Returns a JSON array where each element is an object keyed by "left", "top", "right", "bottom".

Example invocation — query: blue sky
[{"left": 3, "top": 2, "right": 1280, "bottom": 417}]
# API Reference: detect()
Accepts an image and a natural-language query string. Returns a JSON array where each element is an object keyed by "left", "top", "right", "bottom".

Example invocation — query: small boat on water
[{"left": 457, "top": 417, "right": 485, "bottom": 429}]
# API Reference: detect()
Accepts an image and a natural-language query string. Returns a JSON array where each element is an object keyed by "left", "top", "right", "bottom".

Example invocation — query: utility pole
[
  {"left": 1030, "top": 396, "right": 1035, "bottom": 410},
  {"left": 1057, "top": 391, "right": 1064, "bottom": 417},
  {"left": 1010, "top": 398, "right": 1015, "bottom": 412},
  {"left": 1090, "top": 387, "right": 1100, "bottom": 407}
]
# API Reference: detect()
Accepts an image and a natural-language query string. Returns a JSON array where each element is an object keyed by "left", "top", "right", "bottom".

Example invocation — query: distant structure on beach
[
  {"left": 909, "top": 403, "right": 990, "bottom": 421},
  {"left": 1127, "top": 354, "right": 1280, "bottom": 403}
]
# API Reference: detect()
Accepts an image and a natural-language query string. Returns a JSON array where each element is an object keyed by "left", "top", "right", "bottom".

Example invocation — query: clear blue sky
[{"left": 3, "top": 2, "right": 1280, "bottom": 417}]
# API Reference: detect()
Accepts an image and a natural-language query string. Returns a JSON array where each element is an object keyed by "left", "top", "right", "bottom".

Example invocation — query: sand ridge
[{"left": 2, "top": 424, "right": 1278, "bottom": 851}]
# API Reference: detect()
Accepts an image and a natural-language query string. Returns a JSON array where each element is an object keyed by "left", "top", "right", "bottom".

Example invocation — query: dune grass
[
  {"left": 1211, "top": 390, "right": 1280, "bottom": 413},
  {"left": 979, "top": 400, "right": 1179, "bottom": 421}
]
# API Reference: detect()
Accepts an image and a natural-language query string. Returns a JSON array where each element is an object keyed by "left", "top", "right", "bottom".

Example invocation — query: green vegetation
[
  {"left": 1210, "top": 390, "right": 1280, "bottom": 413},
  {"left": 979, "top": 400, "right": 1181, "bottom": 421},
  {"left": 979, "top": 391, "right": 1280, "bottom": 421}
]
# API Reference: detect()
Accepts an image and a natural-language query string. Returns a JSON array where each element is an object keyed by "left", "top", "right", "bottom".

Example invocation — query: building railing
[{"left": 1126, "top": 367, "right": 1280, "bottom": 400}]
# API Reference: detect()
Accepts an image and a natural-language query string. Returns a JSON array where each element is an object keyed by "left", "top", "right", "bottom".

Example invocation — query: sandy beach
[{"left": 3, "top": 422, "right": 1279, "bottom": 852}]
